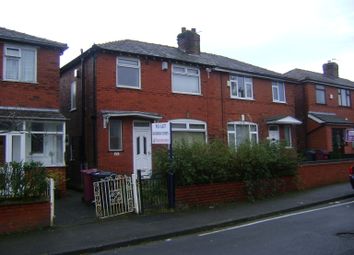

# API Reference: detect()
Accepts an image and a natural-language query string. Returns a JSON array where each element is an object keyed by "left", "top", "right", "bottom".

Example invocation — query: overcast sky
[{"left": 1, "top": 0, "right": 353, "bottom": 80}]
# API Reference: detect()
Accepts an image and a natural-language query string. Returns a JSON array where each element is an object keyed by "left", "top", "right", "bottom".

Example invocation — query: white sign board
[{"left": 152, "top": 122, "right": 171, "bottom": 144}]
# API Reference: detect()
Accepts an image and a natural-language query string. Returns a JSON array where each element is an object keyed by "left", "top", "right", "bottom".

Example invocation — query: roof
[
  {"left": 308, "top": 112, "right": 354, "bottom": 125},
  {"left": 0, "top": 107, "right": 67, "bottom": 121},
  {"left": 0, "top": 26, "right": 67, "bottom": 51},
  {"left": 62, "top": 39, "right": 284, "bottom": 79},
  {"left": 284, "top": 68, "right": 354, "bottom": 89},
  {"left": 266, "top": 115, "right": 302, "bottom": 125}
]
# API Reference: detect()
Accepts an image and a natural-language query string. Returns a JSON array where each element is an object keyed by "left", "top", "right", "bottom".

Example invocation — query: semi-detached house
[
  {"left": 0, "top": 27, "right": 68, "bottom": 192},
  {"left": 60, "top": 28, "right": 302, "bottom": 188}
]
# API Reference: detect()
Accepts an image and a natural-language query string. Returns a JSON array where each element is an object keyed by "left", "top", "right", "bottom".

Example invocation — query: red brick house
[
  {"left": 285, "top": 62, "right": 354, "bottom": 158},
  {"left": 60, "top": 28, "right": 301, "bottom": 188},
  {"left": 0, "top": 27, "right": 68, "bottom": 191}
]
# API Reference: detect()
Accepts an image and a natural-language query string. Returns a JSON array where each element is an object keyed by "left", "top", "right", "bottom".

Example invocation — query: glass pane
[
  {"left": 316, "top": 89, "right": 325, "bottom": 104},
  {"left": 134, "top": 122, "right": 150, "bottom": 127},
  {"left": 237, "top": 77, "right": 245, "bottom": 97},
  {"left": 109, "top": 120, "right": 122, "bottom": 150},
  {"left": 189, "top": 124, "right": 205, "bottom": 130},
  {"left": 172, "top": 131, "right": 205, "bottom": 145},
  {"left": 251, "top": 133, "right": 258, "bottom": 143},
  {"left": 246, "top": 83, "right": 253, "bottom": 98},
  {"left": 187, "top": 68, "right": 199, "bottom": 75},
  {"left": 137, "top": 137, "right": 140, "bottom": 155},
  {"left": 236, "top": 125, "right": 249, "bottom": 146},
  {"left": 6, "top": 47, "right": 20, "bottom": 57},
  {"left": 228, "top": 133, "right": 236, "bottom": 148},
  {"left": 55, "top": 135, "right": 64, "bottom": 164},
  {"left": 278, "top": 83, "right": 285, "bottom": 101},
  {"left": 272, "top": 86, "right": 279, "bottom": 101},
  {"left": 250, "top": 125, "right": 257, "bottom": 132},
  {"left": 21, "top": 49, "right": 35, "bottom": 82},
  {"left": 119, "top": 58, "right": 139, "bottom": 66},
  {"left": 5, "top": 57, "right": 19, "bottom": 80},
  {"left": 231, "top": 81, "right": 237, "bottom": 96},
  {"left": 12, "top": 136, "right": 21, "bottom": 162},
  {"left": 118, "top": 66, "right": 139, "bottom": 87},
  {"left": 31, "top": 134, "right": 44, "bottom": 154},
  {"left": 143, "top": 137, "right": 147, "bottom": 155},
  {"left": 227, "top": 124, "right": 235, "bottom": 131},
  {"left": 173, "top": 66, "right": 185, "bottom": 73},
  {"left": 31, "top": 122, "right": 44, "bottom": 131},
  {"left": 173, "top": 73, "right": 200, "bottom": 93},
  {"left": 171, "top": 123, "right": 187, "bottom": 129}
]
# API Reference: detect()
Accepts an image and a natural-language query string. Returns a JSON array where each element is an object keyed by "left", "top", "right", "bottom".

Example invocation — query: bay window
[{"left": 228, "top": 122, "right": 258, "bottom": 148}]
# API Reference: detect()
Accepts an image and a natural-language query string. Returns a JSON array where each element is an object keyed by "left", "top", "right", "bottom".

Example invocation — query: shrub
[
  {"left": 0, "top": 161, "right": 48, "bottom": 201},
  {"left": 153, "top": 139, "right": 299, "bottom": 201}
]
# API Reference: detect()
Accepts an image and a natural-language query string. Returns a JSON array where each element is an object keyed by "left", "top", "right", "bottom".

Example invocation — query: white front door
[
  {"left": 133, "top": 121, "right": 152, "bottom": 178},
  {"left": 268, "top": 125, "right": 280, "bottom": 143},
  {"left": 0, "top": 134, "right": 25, "bottom": 164}
]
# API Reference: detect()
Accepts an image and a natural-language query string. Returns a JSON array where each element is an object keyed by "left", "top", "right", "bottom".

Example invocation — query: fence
[{"left": 137, "top": 170, "right": 175, "bottom": 213}]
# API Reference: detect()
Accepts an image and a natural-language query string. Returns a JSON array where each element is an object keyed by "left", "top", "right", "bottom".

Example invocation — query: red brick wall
[
  {"left": 298, "top": 160, "right": 351, "bottom": 189},
  {"left": 0, "top": 42, "right": 62, "bottom": 109},
  {"left": 175, "top": 160, "right": 352, "bottom": 207},
  {"left": 0, "top": 201, "right": 50, "bottom": 234}
]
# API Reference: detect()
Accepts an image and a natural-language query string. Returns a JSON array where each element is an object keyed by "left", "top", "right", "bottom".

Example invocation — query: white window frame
[
  {"left": 272, "top": 81, "right": 286, "bottom": 103},
  {"left": 227, "top": 121, "right": 259, "bottom": 148},
  {"left": 3, "top": 44, "right": 37, "bottom": 83},
  {"left": 315, "top": 85, "right": 326, "bottom": 104},
  {"left": 230, "top": 75, "right": 254, "bottom": 100},
  {"left": 172, "top": 65, "right": 201, "bottom": 95},
  {"left": 116, "top": 57, "right": 141, "bottom": 89},
  {"left": 70, "top": 81, "right": 77, "bottom": 111},
  {"left": 109, "top": 119, "right": 123, "bottom": 151},
  {"left": 170, "top": 119, "right": 207, "bottom": 143}
]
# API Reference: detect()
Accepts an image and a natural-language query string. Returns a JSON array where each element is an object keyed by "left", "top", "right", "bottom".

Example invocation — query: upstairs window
[
  {"left": 172, "top": 65, "right": 200, "bottom": 95},
  {"left": 272, "top": 81, "right": 286, "bottom": 103},
  {"left": 338, "top": 88, "right": 351, "bottom": 107},
  {"left": 70, "top": 81, "right": 77, "bottom": 111},
  {"left": 230, "top": 75, "right": 253, "bottom": 100},
  {"left": 4, "top": 45, "right": 36, "bottom": 83},
  {"left": 315, "top": 85, "right": 326, "bottom": 104},
  {"left": 116, "top": 57, "right": 140, "bottom": 89}
]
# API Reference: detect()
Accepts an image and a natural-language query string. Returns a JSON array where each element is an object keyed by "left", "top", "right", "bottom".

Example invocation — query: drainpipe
[
  {"left": 92, "top": 53, "right": 98, "bottom": 168},
  {"left": 219, "top": 72, "right": 225, "bottom": 141},
  {"left": 80, "top": 51, "right": 87, "bottom": 169}
]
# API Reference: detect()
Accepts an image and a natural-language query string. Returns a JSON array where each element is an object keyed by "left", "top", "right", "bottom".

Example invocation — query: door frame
[
  {"left": 268, "top": 125, "right": 280, "bottom": 143},
  {"left": 132, "top": 120, "right": 152, "bottom": 177}
]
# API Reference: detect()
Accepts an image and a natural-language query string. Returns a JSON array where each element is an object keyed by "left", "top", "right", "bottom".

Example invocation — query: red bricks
[{"left": 0, "top": 201, "right": 50, "bottom": 234}]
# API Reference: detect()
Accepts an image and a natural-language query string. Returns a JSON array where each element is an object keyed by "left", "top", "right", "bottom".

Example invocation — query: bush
[
  {"left": 0, "top": 161, "right": 48, "bottom": 201},
  {"left": 153, "top": 140, "right": 299, "bottom": 200}
]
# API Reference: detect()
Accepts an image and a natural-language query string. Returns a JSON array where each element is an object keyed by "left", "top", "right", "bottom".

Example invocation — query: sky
[{"left": 1, "top": 0, "right": 353, "bottom": 80}]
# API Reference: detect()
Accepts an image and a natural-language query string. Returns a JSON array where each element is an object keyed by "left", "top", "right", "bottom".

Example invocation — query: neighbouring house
[
  {"left": 0, "top": 27, "right": 68, "bottom": 193},
  {"left": 60, "top": 27, "right": 302, "bottom": 188},
  {"left": 285, "top": 61, "right": 354, "bottom": 159}
]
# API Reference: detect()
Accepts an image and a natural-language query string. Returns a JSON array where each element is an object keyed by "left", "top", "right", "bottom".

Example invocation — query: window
[
  {"left": 171, "top": 119, "right": 206, "bottom": 145},
  {"left": 70, "top": 81, "right": 77, "bottom": 110},
  {"left": 4, "top": 44, "right": 36, "bottom": 83},
  {"left": 25, "top": 121, "right": 65, "bottom": 166},
  {"left": 116, "top": 57, "right": 140, "bottom": 88},
  {"left": 284, "top": 126, "right": 292, "bottom": 147},
  {"left": 109, "top": 119, "right": 122, "bottom": 151},
  {"left": 338, "top": 88, "right": 351, "bottom": 107},
  {"left": 230, "top": 75, "right": 253, "bottom": 99},
  {"left": 227, "top": 122, "right": 258, "bottom": 148},
  {"left": 172, "top": 65, "right": 200, "bottom": 95},
  {"left": 315, "top": 85, "right": 326, "bottom": 104},
  {"left": 272, "top": 81, "right": 286, "bottom": 103}
]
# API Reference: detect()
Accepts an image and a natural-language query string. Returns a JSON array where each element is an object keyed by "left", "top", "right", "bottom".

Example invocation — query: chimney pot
[
  {"left": 323, "top": 61, "right": 339, "bottom": 78},
  {"left": 177, "top": 27, "right": 200, "bottom": 55}
]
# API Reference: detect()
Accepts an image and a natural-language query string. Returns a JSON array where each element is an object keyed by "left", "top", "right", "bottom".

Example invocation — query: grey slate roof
[
  {"left": 309, "top": 112, "right": 353, "bottom": 125},
  {"left": 95, "top": 40, "right": 283, "bottom": 79},
  {"left": 284, "top": 68, "right": 354, "bottom": 89},
  {"left": 0, "top": 26, "right": 67, "bottom": 51},
  {"left": 0, "top": 107, "right": 66, "bottom": 121}
]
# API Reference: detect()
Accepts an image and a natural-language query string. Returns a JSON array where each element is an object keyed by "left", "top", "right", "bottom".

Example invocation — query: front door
[
  {"left": 268, "top": 125, "right": 280, "bottom": 143},
  {"left": 332, "top": 128, "right": 345, "bottom": 154},
  {"left": 133, "top": 121, "right": 152, "bottom": 178}
]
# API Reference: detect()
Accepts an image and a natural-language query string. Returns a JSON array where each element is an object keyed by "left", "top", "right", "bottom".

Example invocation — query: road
[{"left": 95, "top": 199, "right": 354, "bottom": 255}]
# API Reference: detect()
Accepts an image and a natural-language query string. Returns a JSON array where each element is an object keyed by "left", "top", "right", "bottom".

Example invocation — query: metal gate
[{"left": 93, "top": 175, "right": 135, "bottom": 219}]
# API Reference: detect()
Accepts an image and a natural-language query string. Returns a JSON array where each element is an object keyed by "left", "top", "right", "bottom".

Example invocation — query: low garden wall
[
  {"left": 175, "top": 160, "right": 353, "bottom": 207},
  {"left": 0, "top": 201, "right": 50, "bottom": 234}
]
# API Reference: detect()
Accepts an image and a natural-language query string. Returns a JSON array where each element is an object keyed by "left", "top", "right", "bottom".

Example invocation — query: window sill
[
  {"left": 2, "top": 79, "right": 38, "bottom": 85},
  {"left": 70, "top": 108, "right": 77, "bottom": 112},
  {"left": 230, "top": 97, "right": 254, "bottom": 101},
  {"left": 116, "top": 85, "right": 141, "bottom": 90},
  {"left": 172, "top": 91, "right": 202, "bottom": 96},
  {"left": 272, "top": 100, "right": 287, "bottom": 104}
]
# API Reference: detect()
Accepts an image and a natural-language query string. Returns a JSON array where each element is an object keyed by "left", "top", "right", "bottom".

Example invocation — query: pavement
[{"left": 0, "top": 182, "right": 353, "bottom": 255}]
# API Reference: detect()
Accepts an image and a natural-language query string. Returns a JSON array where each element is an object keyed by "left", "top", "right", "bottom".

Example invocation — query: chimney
[
  {"left": 177, "top": 27, "right": 200, "bottom": 55},
  {"left": 323, "top": 61, "right": 339, "bottom": 78}
]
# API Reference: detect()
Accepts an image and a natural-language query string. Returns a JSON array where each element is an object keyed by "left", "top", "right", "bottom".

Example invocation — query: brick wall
[
  {"left": 0, "top": 42, "right": 62, "bottom": 109},
  {"left": 175, "top": 160, "right": 352, "bottom": 207},
  {"left": 0, "top": 201, "right": 50, "bottom": 234}
]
